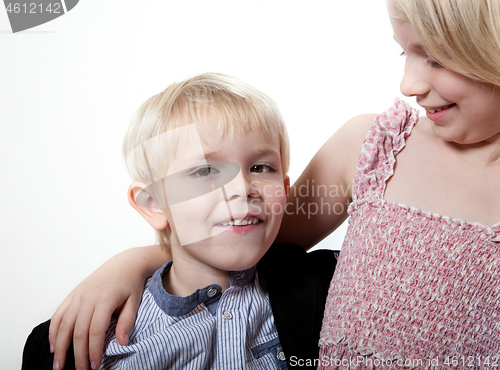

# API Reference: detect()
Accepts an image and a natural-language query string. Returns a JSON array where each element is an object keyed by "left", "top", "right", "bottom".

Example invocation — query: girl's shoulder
[
  {"left": 325, "top": 99, "right": 418, "bottom": 187},
  {"left": 333, "top": 99, "right": 418, "bottom": 154},
  {"left": 365, "top": 98, "right": 419, "bottom": 142}
]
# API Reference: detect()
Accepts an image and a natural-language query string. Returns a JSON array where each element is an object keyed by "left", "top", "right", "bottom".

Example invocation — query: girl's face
[{"left": 391, "top": 17, "right": 500, "bottom": 145}]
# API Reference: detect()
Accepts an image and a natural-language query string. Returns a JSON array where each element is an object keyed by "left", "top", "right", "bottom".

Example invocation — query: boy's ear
[
  {"left": 127, "top": 182, "right": 168, "bottom": 231},
  {"left": 284, "top": 176, "right": 290, "bottom": 198}
]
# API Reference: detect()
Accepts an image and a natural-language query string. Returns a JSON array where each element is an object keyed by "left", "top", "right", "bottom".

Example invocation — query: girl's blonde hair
[
  {"left": 389, "top": 0, "right": 500, "bottom": 87},
  {"left": 122, "top": 73, "right": 290, "bottom": 249}
]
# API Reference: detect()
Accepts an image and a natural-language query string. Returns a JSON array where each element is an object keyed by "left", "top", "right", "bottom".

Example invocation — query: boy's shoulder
[
  {"left": 22, "top": 320, "right": 76, "bottom": 370},
  {"left": 257, "top": 243, "right": 338, "bottom": 309},
  {"left": 257, "top": 243, "right": 339, "bottom": 368},
  {"left": 258, "top": 243, "right": 338, "bottom": 286}
]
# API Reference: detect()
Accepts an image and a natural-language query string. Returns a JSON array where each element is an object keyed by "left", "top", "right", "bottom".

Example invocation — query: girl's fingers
[
  {"left": 52, "top": 302, "right": 80, "bottom": 370},
  {"left": 49, "top": 298, "right": 70, "bottom": 353},
  {"left": 87, "top": 300, "right": 116, "bottom": 369},
  {"left": 115, "top": 296, "right": 141, "bottom": 346},
  {"left": 72, "top": 301, "right": 96, "bottom": 370}
]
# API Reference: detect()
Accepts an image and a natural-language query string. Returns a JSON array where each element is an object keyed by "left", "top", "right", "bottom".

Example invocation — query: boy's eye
[
  {"left": 251, "top": 165, "right": 275, "bottom": 174},
  {"left": 191, "top": 166, "right": 219, "bottom": 177}
]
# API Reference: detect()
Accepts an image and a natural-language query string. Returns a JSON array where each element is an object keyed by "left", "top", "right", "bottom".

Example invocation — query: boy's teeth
[{"left": 220, "top": 217, "right": 259, "bottom": 226}]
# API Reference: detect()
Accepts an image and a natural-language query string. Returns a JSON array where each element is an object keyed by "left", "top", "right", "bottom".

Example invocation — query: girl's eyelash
[
  {"left": 400, "top": 51, "right": 442, "bottom": 68},
  {"left": 426, "top": 59, "right": 443, "bottom": 68}
]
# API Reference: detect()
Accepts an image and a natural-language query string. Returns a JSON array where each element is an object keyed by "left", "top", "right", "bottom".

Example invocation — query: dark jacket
[{"left": 22, "top": 244, "right": 338, "bottom": 369}]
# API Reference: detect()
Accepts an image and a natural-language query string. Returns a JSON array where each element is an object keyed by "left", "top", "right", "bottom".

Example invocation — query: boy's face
[{"left": 162, "top": 118, "right": 289, "bottom": 273}]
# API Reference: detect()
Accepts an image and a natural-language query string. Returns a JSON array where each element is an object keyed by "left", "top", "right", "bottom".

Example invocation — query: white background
[{"left": 1, "top": 1, "right": 412, "bottom": 368}]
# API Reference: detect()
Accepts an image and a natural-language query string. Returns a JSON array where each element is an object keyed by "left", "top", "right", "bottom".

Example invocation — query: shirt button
[
  {"left": 222, "top": 310, "right": 233, "bottom": 320},
  {"left": 207, "top": 288, "right": 217, "bottom": 297},
  {"left": 277, "top": 351, "right": 286, "bottom": 361}
]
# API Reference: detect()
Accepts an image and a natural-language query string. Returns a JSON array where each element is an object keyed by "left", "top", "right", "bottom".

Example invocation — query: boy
[
  {"left": 102, "top": 72, "right": 290, "bottom": 369},
  {"left": 23, "top": 73, "right": 337, "bottom": 370}
]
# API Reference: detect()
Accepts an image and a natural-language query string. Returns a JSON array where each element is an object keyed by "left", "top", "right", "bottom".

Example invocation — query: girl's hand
[{"left": 49, "top": 246, "right": 170, "bottom": 370}]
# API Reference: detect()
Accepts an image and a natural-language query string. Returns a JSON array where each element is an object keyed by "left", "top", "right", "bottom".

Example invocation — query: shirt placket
[{"left": 215, "top": 288, "right": 247, "bottom": 369}]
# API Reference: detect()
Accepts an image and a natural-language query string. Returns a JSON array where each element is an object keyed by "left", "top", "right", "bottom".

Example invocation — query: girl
[
  {"left": 49, "top": 0, "right": 500, "bottom": 368},
  {"left": 316, "top": 0, "right": 500, "bottom": 366}
]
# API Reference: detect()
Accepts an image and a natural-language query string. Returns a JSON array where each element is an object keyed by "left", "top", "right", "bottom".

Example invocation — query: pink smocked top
[{"left": 318, "top": 99, "right": 500, "bottom": 369}]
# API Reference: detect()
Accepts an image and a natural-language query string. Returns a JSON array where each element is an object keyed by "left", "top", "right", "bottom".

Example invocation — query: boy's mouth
[{"left": 217, "top": 216, "right": 262, "bottom": 226}]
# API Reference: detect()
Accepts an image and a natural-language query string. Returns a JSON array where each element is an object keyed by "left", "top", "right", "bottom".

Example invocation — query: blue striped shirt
[{"left": 99, "top": 262, "right": 288, "bottom": 370}]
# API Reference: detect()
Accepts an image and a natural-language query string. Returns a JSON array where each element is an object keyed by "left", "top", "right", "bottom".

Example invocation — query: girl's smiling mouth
[
  {"left": 424, "top": 103, "right": 456, "bottom": 113},
  {"left": 422, "top": 103, "right": 456, "bottom": 121}
]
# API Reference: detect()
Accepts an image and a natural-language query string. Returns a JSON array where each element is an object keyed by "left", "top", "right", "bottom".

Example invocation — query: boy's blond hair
[
  {"left": 389, "top": 0, "right": 500, "bottom": 87},
  {"left": 122, "top": 73, "right": 290, "bottom": 249}
]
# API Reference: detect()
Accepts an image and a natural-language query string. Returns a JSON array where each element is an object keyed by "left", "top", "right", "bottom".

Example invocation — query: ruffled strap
[{"left": 352, "top": 98, "right": 419, "bottom": 203}]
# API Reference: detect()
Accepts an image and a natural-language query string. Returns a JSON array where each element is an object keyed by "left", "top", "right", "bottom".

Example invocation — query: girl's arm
[
  {"left": 276, "top": 114, "right": 375, "bottom": 249},
  {"left": 49, "top": 245, "right": 171, "bottom": 370}
]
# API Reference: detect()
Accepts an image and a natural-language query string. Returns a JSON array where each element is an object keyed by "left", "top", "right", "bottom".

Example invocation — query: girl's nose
[{"left": 400, "top": 60, "right": 431, "bottom": 97}]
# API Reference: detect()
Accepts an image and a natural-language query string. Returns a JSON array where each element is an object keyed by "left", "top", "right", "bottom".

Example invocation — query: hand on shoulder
[{"left": 49, "top": 245, "right": 170, "bottom": 370}]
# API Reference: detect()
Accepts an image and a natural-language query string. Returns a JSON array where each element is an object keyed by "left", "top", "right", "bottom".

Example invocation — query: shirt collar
[{"left": 149, "top": 261, "right": 256, "bottom": 317}]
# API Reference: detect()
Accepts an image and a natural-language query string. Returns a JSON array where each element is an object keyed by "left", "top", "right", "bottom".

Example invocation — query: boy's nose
[
  {"left": 400, "top": 60, "right": 431, "bottom": 97},
  {"left": 226, "top": 172, "right": 257, "bottom": 201}
]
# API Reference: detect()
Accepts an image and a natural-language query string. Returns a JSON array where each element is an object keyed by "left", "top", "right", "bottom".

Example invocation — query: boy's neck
[{"left": 162, "top": 257, "right": 231, "bottom": 297}]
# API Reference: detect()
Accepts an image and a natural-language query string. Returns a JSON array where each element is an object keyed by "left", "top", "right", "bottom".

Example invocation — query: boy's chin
[
  {"left": 173, "top": 235, "right": 273, "bottom": 271},
  {"left": 213, "top": 247, "right": 270, "bottom": 272}
]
